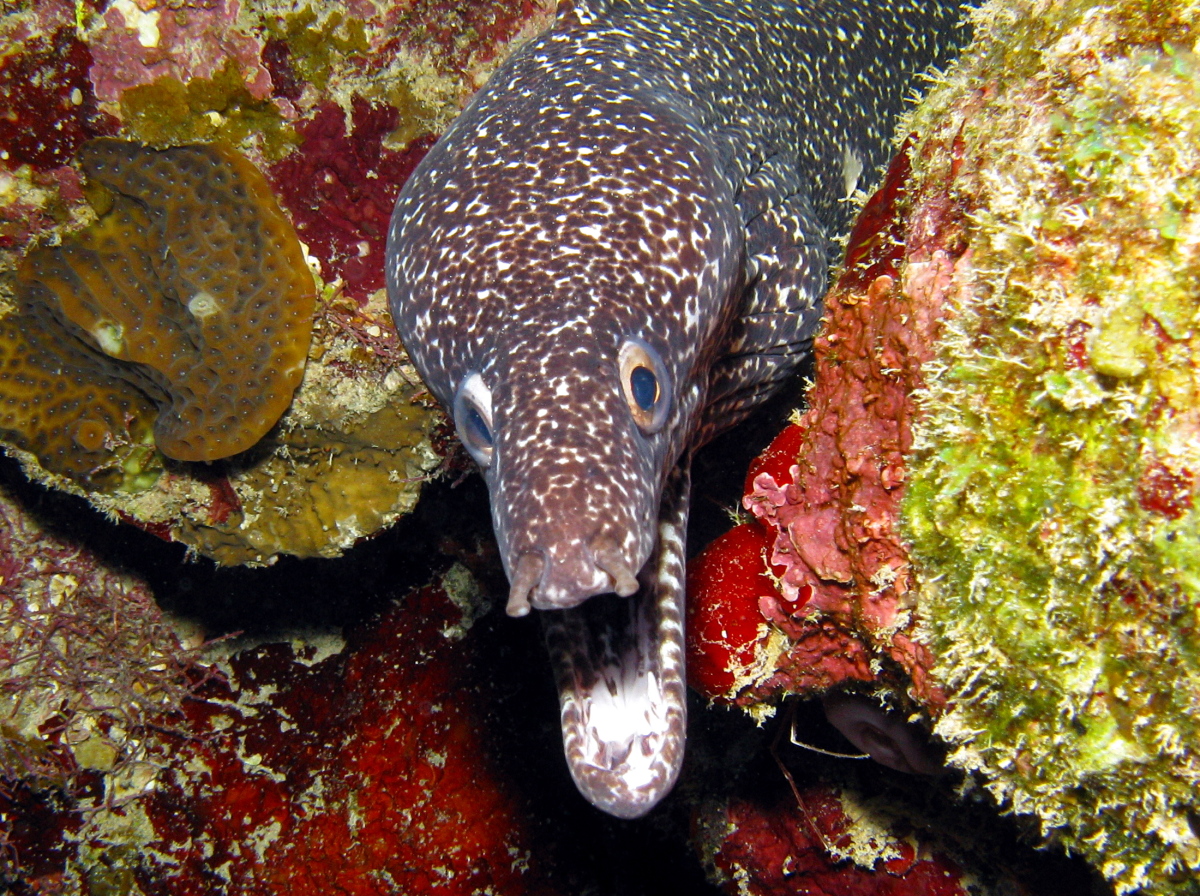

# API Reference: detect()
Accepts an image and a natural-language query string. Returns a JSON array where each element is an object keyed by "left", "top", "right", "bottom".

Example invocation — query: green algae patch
[{"left": 901, "top": 2, "right": 1200, "bottom": 893}]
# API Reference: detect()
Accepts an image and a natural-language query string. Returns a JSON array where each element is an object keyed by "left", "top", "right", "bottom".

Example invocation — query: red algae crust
[
  {"left": 694, "top": 782, "right": 972, "bottom": 896},
  {"left": 687, "top": 140, "right": 967, "bottom": 716},
  {"left": 2, "top": 568, "right": 566, "bottom": 895}
]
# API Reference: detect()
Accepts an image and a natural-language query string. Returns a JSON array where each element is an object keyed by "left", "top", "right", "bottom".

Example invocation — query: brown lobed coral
[{"left": 0, "top": 139, "right": 315, "bottom": 487}]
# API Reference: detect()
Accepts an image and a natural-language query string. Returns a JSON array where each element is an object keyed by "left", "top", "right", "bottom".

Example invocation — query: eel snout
[{"left": 506, "top": 533, "right": 644, "bottom": 617}]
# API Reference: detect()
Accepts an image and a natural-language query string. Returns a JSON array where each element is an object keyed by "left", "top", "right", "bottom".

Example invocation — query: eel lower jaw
[{"left": 542, "top": 572, "right": 688, "bottom": 819}]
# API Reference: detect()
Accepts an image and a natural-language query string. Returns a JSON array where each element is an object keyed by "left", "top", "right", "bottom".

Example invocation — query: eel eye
[
  {"left": 453, "top": 372, "right": 495, "bottom": 467},
  {"left": 618, "top": 337, "right": 671, "bottom": 434}
]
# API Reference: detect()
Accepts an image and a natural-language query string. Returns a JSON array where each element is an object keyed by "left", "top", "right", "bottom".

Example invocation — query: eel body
[{"left": 386, "top": 0, "right": 967, "bottom": 818}]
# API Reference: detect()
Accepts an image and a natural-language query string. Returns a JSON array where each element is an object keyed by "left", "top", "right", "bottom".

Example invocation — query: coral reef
[
  {"left": 0, "top": 17, "right": 117, "bottom": 255},
  {"left": 379, "top": 0, "right": 555, "bottom": 78},
  {"left": 116, "top": 58, "right": 296, "bottom": 156},
  {"left": 688, "top": 716, "right": 1102, "bottom": 896},
  {"left": 0, "top": 28, "right": 115, "bottom": 173},
  {"left": 2, "top": 1, "right": 1189, "bottom": 892},
  {"left": 0, "top": 482, "right": 206, "bottom": 797},
  {"left": 694, "top": 784, "right": 971, "bottom": 896},
  {"left": 0, "top": 499, "right": 565, "bottom": 894},
  {"left": 687, "top": 520, "right": 782, "bottom": 711},
  {"left": 690, "top": 1, "right": 1200, "bottom": 892},
  {"left": 89, "top": 0, "right": 273, "bottom": 106},
  {"left": 0, "top": 465, "right": 1095, "bottom": 896},
  {"left": 110, "top": 577, "right": 559, "bottom": 895},
  {"left": 170, "top": 303, "right": 444, "bottom": 565},
  {"left": 269, "top": 98, "right": 437, "bottom": 301},
  {"left": 0, "top": 0, "right": 555, "bottom": 563},
  {"left": 900, "top": 2, "right": 1200, "bottom": 891}
]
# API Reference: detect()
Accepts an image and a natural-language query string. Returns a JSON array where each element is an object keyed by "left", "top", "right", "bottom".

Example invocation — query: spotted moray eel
[{"left": 386, "top": 0, "right": 968, "bottom": 818}]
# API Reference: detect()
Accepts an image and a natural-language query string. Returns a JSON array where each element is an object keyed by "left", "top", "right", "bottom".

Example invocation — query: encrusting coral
[{"left": 0, "top": 139, "right": 315, "bottom": 485}]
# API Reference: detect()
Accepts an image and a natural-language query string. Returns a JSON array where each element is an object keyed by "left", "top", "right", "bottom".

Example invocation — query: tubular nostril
[
  {"left": 590, "top": 534, "right": 639, "bottom": 597},
  {"left": 507, "top": 550, "right": 546, "bottom": 617}
]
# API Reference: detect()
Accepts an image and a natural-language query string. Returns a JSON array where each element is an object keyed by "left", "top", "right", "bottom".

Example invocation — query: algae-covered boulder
[{"left": 903, "top": 2, "right": 1200, "bottom": 892}]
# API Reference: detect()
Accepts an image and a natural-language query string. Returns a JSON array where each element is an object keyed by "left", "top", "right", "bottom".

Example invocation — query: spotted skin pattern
[{"left": 387, "top": 0, "right": 968, "bottom": 818}]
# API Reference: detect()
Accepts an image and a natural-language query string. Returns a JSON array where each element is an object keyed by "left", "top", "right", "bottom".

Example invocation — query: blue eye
[
  {"left": 464, "top": 405, "right": 493, "bottom": 446},
  {"left": 618, "top": 338, "right": 671, "bottom": 434},
  {"left": 629, "top": 365, "right": 658, "bottom": 411},
  {"left": 453, "top": 372, "right": 495, "bottom": 467}
]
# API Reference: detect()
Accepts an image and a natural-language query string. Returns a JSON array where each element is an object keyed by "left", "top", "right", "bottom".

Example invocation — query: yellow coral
[{"left": 0, "top": 139, "right": 315, "bottom": 485}]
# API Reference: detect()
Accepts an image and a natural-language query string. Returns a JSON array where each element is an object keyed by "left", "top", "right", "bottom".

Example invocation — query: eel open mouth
[{"left": 540, "top": 467, "right": 690, "bottom": 818}]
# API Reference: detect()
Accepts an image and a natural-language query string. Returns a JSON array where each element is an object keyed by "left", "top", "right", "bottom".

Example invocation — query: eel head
[{"left": 386, "top": 67, "right": 743, "bottom": 817}]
